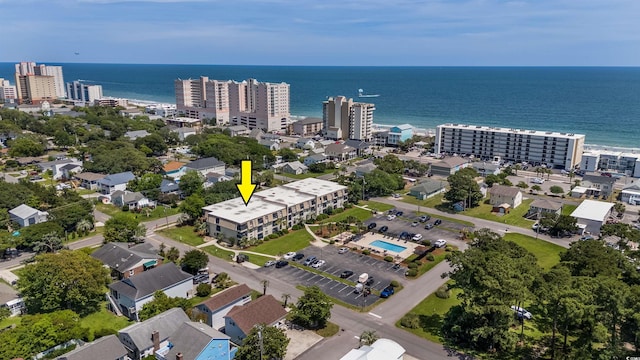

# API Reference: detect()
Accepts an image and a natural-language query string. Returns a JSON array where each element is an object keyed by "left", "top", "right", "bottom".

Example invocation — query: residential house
[
  {"left": 429, "top": 157, "right": 471, "bottom": 177},
  {"left": 0, "top": 172, "right": 19, "bottom": 184},
  {"left": 160, "top": 179, "right": 181, "bottom": 195},
  {"left": 92, "top": 242, "right": 162, "bottom": 280},
  {"left": 56, "top": 335, "right": 128, "bottom": 360},
  {"left": 120, "top": 109, "right": 143, "bottom": 119},
  {"left": 204, "top": 172, "right": 232, "bottom": 187},
  {"left": 387, "top": 124, "right": 413, "bottom": 146},
  {"left": 170, "top": 127, "right": 197, "bottom": 142},
  {"left": 282, "top": 161, "right": 308, "bottom": 175},
  {"left": 261, "top": 133, "right": 281, "bottom": 143},
  {"left": 75, "top": 172, "right": 106, "bottom": 190},
  {"left": 296, "top": 138, "right": 315, "bottom": 150},
  {"left": 58, "top": 163, "right": 83, "bottom": 180},
  {"left": 570, "top": 199, "right": 614, "bottom": 235},
  {"left": 527, "top": 199, "right": 563, "bottom": 218},
  {"left": 259, "top": 139, "right": 280, "bottom": 151},
  {"left": 325, "top": 143, "right": 357, "bottom": 162},
  {"left": 579, "top": 174, "right": 617, "bottom": 199},
  {"left": 292, "top": 117, "right": 323, "bottom": 136},
  {"left": 9, "top": 204, "right": 48, "bottom": 227},
  {"left": 472, "top": 162, "right": 501, "bottom": 176},
  {"left": 162, "top": 161, "right": 187, "bottom": 180},
  {"left": 488, "top": 185, "right": 523, "bottom": 213},
  {"left": 193, "top": 284, "right": 252, "bottom": 329},
  {"left": 355, "top": 162, "right": 377, "bottom": 177},
  {"left": 225, "top": 125, "right": 250, "bottom": 137},
  {"left": 224, "top": 295, "right": 287, "bottom": 344},
  {"left": 344, "top": 139, "right": 372, "bottom": 157},
  {"left": 248, "top": 128, "right": 264, "bottom": 141},
  {"left": 124, "top": 130, "right": 150, "bottom": 140},
  {"left": 303, "top": 153, "right": 327, "bottom": 167},
  {"left": 110, "top": 190, "right": 154, "bottom": 209},
  {"left": 185, "top": 157, "right": 226, "bottom": 178},
  {"left": 118, "top": 308, "right": 189, "bottom": 360},
  {"left": 409, "top": 180, "right": 446, "bottom": 200},
  {"left": 97, "top": 171, "right": 136, "bottom": 195},
  {"left": 621, "top": 182, "right": 640, "bottom": 205},
  {"left": 160, "top": 322, "right": 237, "bottom": 360},
  {"left": 340, "top": 338, "right": 406, "bottom": 360},
  {"left": 108, "top": 263, "right": 193, "bottom": 320},
  {"left": 37, "top": 158, "right": 83, "bottom": 180}
]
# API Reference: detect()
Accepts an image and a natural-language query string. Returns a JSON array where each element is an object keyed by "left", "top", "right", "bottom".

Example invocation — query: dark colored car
[
  {"left": 340, "top": 270, "right": 354, "bottom": 278},
  {"left": 293, "top": 253, "right": 305, "bottom": 261},
  {"left": 434, "top": 219, "right": 442, "bottom": 226},
  {"left": 380, "top": 286, "right": 395, "bottom": 298},
  {"left": 379, "top": 226, "right": 389, "bottom": 233},
  {"left": 399, "top": 231, "right": 409, "bottom": 240},
  {"left": 396, "top": 211, "right": 404, "bottom": 217},
  {"left": 424, "top": 223, "right": 434, "bottom": 230},
  {"left": 275, "top": 260, "right": 289, "bottom": 268},
  {"left": 367, "top": 222, "right": 377, "bottom": 230},
  {"left": 365, "top": 277, "right": 375, "bottom": 286}
]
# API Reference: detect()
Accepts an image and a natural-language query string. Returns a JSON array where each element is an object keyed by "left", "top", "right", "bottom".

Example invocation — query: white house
[
  {"left": 621, "top": 182, "right": 640, "bottom": 205},
  {"left": 570, "top": 199, "right": 614, "bottom": 235},
  {"left": 340, "top": 338, "right": 406, "bottom": 360},
  {"left": 296, "top": 138, "right": 315, "bottom": 150},
  {"left": 8, "top": 204, "right": 48, "bottom": 227},
  {"left": 304, "top": 153, "right": 327, "bottom": 166},
  {"left": 193, "top": 284, "right": 252, "bottom": 330},
  {"left": 110, "top": 190, "right": 154, "bottom": 209}
]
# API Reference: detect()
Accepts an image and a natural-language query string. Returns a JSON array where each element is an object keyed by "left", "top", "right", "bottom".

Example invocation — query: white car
[
  {"left": 510, "top": 305, "right": 533, "bottom": 320},
  {"left": 434, "top": 239, "right": 447, "bottom": 248},
  {"left": 338, "top": 247, "right": 349, "bottom": 254},
  {"left": 311, "top": 260, "right": 326, "bottom": 268},
  {"left": 531, "top": 177, "right": 545, "bottom": 184},
  {"left": 283, "top": 252, "right": 297, "bottom": 260},
  {"left": 387, "top": 215, "right": 396, "bottom": 221},
  {"left": 412, "top": 234, "right": 423, "bottom": 241}
]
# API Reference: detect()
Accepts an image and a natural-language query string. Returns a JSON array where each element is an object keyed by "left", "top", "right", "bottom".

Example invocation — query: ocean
[{"left": 2, "top": 63, "right": 640, "bottom": 149}]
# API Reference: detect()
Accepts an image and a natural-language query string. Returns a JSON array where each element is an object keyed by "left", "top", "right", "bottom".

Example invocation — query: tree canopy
[
  {"left": 444, "top": 168, "right": 483, "bottom": 209},
  {"left": 104, "top": 213, "right": 146, "bottom": 243},
  {"left": 181, "top": 249, "right": 209, "bottom": 275},
  {"left": 290, "top": 285, "right": 333, "bottom": 329},
  {"left": 234, "top": 325, "right": 290, "bottom": 360},
  {"left": 138, "top": 291, "right": 190, "bottom": 321}
]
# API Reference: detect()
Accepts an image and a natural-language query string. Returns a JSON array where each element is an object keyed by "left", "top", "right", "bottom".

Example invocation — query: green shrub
[
  {"left": 390, "top": 280, "right": 400, "bottom": 288},
  {"left": 400, "top": 313, "right": 420, "bottom": 329},
  {"left": 329, "top": 240, "right": 335, "bottom": 245},
  {"left": 94, "top": 327, "right": 117, "bottom": 338},
  {"left": 196, "top": 283, "right": 212, "bottom": 297},
  {"left": 122, "top": 205, "right": 129, "bottom": 212},
  {"left": 362, "top": 249, "right": 371, "bottom": 255},
  {"left": 435, "top": 285, "right": 451, "bottom": 299},
  {"left": 406, "top": 269, "right": 418, "bottom": 277},
  {"left": 316, "top": 214, "right": 329, "bottom": 221},
  {"left": 344, "top": 203, "right": 353, "bottom": 209},
  {"left": 384, "top": 255, "right": 394, "bottom": 262},
  {"left": 426, "top": 254, "right": 435, "bottom": 261},
  {"left": 408, "top": 262, "right": 418, "bottom": 269},
  {"left": 445, "top": 245, "right": 453, "bottom": 252},
  {"left": 421, "top": 240, "right": 431, "bottom": 246}
]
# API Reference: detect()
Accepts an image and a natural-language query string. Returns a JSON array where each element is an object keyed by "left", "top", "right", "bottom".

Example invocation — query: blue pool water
[{"left": 370, "top": 240, "right": 407, "bottom": 253}]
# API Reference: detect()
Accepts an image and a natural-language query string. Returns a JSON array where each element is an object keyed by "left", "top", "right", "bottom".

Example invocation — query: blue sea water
[{"left": 2, "top": 63, "right": 640, "bottom": 148}]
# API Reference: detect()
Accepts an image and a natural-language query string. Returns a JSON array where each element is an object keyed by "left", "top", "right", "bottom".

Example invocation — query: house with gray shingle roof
[
  {"left": 303, "top": 153, "right": 327, "bottom": 166},
  {"left": 224, "top": 295, "right": 287, "bottom": 344},
  {"left": 430, "top": 157, "right": 471, "bottom": 177},
  {"left": 622, "top": 182, "right": 640, "bottom": 205},
  {"left": 259, "top": 139, "right": 280, "bottom": 151},
  {"left": 409, "top": 180, "right": 446, "bottom": 200},
  {"left": 9, "top": 204, "right": 48, "bottom": 227},
  {"left": 108, "top": 263, "right": 193, "bottom": 320},
  {"left": 110, "top": 190, "right": 154, "bottom": 209},
  {"left": 185, "top": 157, "right": 226, "bottom": 178},
  {"left": 282, "top": 161, "right": 308, "bottom": 175},
  {"left": 488, "top": 185, "right": 523, "bottom": 212},
  {"left": 92, "top": 242, "right": 162, "bottom": 280},
  {"left": 528, "top": 199, "right": 563, "bottom": 217},
  {"left": 163, "top": 321, "right": 237, "bottom": 360},
  {"left": 97, "top": 171, "right": 136, "bottom": 195},
  {"left": 124, "top": 130, "right": 150, "bottom": 140},
  {"left": 118, "top": 308, "right": 189, "bottom": 360},
  {"left": 74, "top": 172, "right": 106, "bottom": 190},
  {"left": 57, "top": 334, "right": 128, "bottom": 360}
]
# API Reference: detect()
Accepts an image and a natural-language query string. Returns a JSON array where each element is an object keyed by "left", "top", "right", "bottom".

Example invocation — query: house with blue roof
[
  {"left": 388, "top": 124, "right": 413, "bottom": 146},
  {"left": 97, "top": 171, "right": 136, "bottom": 195}
]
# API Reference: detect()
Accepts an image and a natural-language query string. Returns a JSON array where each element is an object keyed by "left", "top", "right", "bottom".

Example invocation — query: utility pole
[{"left": 258, "top": 326, "right": 264, "bottom": 360}]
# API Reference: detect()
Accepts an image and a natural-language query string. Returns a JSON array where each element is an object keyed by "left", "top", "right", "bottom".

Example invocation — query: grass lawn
[
  {"left": 80, "top": 304, "right": 133, "bottom": 334},
  {"left": 75, "top": 188, "right": 97, "bottom": 196},
  {"left": 202, "top": 245, "right": 235, "bottom": 261},
  {"left": 359, "top": 200, "right": 394, "bottom": 212},
  {"left": 95, "top": 203, "right": 181, "bottom": 222},
  {"left": 249, "top": 229, "right": 313, "bottom": 256},
  {"left": 281, "top": 169, "right": 335, "bottom": 180},
  {"left": 242, "top": 252, "right": 275, "bottom": 267},
  {"left": 159, "top": 226, "right": 205, "bottom": 246},
  {"left": 397, "top": 283, "right": 462, "bottom": 343},
  {"left": 503, "top": 233, "right": 564, "bottom": 270},
  {"left": 561, "top": 204, "right": 578, "bottom": 216},
  {"left": 0, "top": 315, "right": 21, "bottom": 330},
  {"left": 316, "top": 321, "right": 340, "bottom": 337},
  {"left": 400, "top": 193, "right": 446, "bottom": 209},
  {"left": 462, "top": 198, "right": 536, "bottom": 228},
  {"left": 321, "top": 208, "right": 374, "bottom": 223}
]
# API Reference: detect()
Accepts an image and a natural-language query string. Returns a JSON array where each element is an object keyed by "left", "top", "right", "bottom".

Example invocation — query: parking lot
[{"left": 257, "top": 245, "right": 407, "bottom": 307}]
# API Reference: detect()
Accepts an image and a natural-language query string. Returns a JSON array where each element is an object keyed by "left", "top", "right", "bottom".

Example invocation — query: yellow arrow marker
[{"left": 236, "top": 160, "right": 257, "bottom": 206}]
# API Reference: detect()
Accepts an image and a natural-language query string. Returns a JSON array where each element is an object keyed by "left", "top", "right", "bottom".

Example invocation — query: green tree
[
  {"left": 531, "top": 184, "right": 542, "bottom": 193},
  {"left": 17, "top": 250, "right": 109, "bottom": 315},
  {"left": 32, "top": 232, "right": 63, "bottom": 253},
  {"left": 8, "top": 136, "right": 46, "bottom": 157},
  {"left": 19, "top": 222, "right": 64, "bottom": 250},
  {"left": 234, "top": 325, "right": 290, "bottom": 360},
  {"left": 516, "top": 181, "right": 529, "bottom": 189},
  {"left": 362, "top": 169, "right": 404, "bottom": 197},
  {"left": 278, "top": 148, "right": 298, "bottom": 162},
  {"left": 138, "top": 291, "right": 190, "bottom": 321},
  {"left": 134, "top": 133, "right": 168, "bottom": 156},
  {"left": 374, "top": 154, "right": 404, "bottom": 174},
  {"left": 127, "top": 173, "right": 163, "bottom": 199},
  {"left": 539, "top": 213, "right": 578, "bottom": 237},
  {"left": 291, "top": 285, "right": 333, "bottom": 328},
  {"left": 179, "top": 171, "right": 204, "bottom": 197},
  {"left": 48, "top": 200, "right": 94, "bottom": 233},
  {"left": 166, "top": 246, "right": 180, "bottom": 262},
  {"left": 104, "top": 213, "right": 146, "bottom": 243},
  {"left": 179, "top": 193, "right": 205, "bottom": 223},
  {"left": 359, "top": 330, "right": 379, "bottom": 346},
  {"left": 485, "top": 174, "right": 501, "bottom": 187},
  {"left": 549, "top": 185, "right": 565, "bottom": 195},
  {"left": 444, "top": 168, "right": 483, "bottom": 209},
  {"left": 614, "top": 202, "right": 626, "bottom": 217},
  {"left": 196, "top": 283, "right": 212, "bottom": 297},
  {"left": 181, "top": 249, "right": 208, "bottom": 275}
]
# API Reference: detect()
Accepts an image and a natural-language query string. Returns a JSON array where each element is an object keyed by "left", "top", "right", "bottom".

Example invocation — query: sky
[{"left": 1, "top": 0, "right": 639, "bottom": 66}]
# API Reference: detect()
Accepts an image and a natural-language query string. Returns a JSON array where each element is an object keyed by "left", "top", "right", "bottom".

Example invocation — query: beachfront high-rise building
[
  {"left": 322, "top": 96, "right": 374, "bottom": 141},
  {"left": 0, "top": 79, "right": 17, "bottom": 103},
  {"left": 434, "top": 124, "right": 586, "bottom": 170},
  {"left": 175, "top": 77, "right": 289, "bottom": 131},
  {"left": 13, "top": 62, "right": 65, "bottom": 103},
  {"left": 66, "top": 81, "right": 104, "bottom": 103}
]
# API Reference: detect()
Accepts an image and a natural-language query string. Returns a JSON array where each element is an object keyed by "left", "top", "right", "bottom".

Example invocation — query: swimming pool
[{"left": 370, "top": 240, "right": 407, "bottom": 253}]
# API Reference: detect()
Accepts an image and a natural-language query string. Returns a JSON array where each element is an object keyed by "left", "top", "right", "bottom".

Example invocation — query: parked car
[
  {"left": 312, "top": 260, "right": 326, "bottom": 268},
  {"left": 434, "top": 239, "right": 447, "bottom": 248},
  {"left": 304, "top": 256, "right": 318, "bottom": 266},
  {"left": 380, "top": 286, "right": 395, "bottom": 298},
  {"left": 419, "top": 215, "right": 431, "bottom": 222},
  {"left": 368, "top": 222, "right": 377, "bottom": 230},
  {"left": 379, "top": 226, "right": 389, "bottom": 233},
  {"left": 283, "top": 252, "right": 297, "bottom": 260},
  {"left": 340, "top": 270, "right": 354, "bottom": 278},
  {"left": 338, "top": 247, "right": 349, "bottom": 254},
  {"left": 580, "top": 235, "right": 594, "bottom": 241},
  {"left": 396, "top": 211, "right": 404, "bottom": 217},
  {"left": 531, "top": 177, "right": 545, "bottom": 184},
  {"left": 392, "top": 193, "right": 401, "bottom": 198},
  {"left": 399, "top": 231, "right": 409, "bottom": 240},
  {"left": 424, "top": 223, "right": 434, "bottom": 230},
  {"left": 411, "top": 221, "right": 419, "bottom": 227},
  {"left": 293, "top": 253, "right": 305, "bottom": 261},
  {"left": 412, "top": 233, "right": 423, "bottom": 241},
  {"left": 264, "top": 260, "right": 276, "bottom": 267},
  {"left": 510, "top": 305, "right": 533, "bottom": 320},
  {"left": 193, "top": 273, "right": 209, "bottom": 284},
  {"left": 433, "top": 219, "right": 442, "bottom": 226},
  {"left": 387, "top": 214, "right": 396, "bottom": 221},
  {"left": 275, "top": 260, "right": 289, "bottom": 268}
]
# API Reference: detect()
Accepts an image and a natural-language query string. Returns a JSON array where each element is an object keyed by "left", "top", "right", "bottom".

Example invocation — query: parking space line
[
  {"left": 338, "top": 285, "right": 350, "bottom": 293},
  {"left": 329, "top": 282, "right": 342, "bottom": 290}
]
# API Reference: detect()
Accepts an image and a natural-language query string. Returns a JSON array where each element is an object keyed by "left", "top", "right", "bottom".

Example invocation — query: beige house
[{"left": 488, "top": 185, "right": 522, "bottom": 213}]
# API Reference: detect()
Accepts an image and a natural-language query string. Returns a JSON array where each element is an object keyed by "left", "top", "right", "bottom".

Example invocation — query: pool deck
[{"left": 348, "top": 232, "right": 420, "bottom": 259}]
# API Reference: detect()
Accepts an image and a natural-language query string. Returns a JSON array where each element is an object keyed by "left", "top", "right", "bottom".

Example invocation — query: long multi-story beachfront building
[
  {"left": 435, "top": 124, "right": 586, "bottom": 170},
  {"left": 66, "top": 81, "right": 104, "bottom": 103},
  {"left": 174, "top": 77, "right": 290, "bottom": 132},
  {"left": 203, "top": 178, "right": 348, "bottom": 242},
  {"left": 322, "top": 96, "right": 375, "bottom": 141},
  {"left": 580, "top": 150, "right": 640, "bottom": 177},
  {"left": 13, "top": 62, "right": 65, "bottom": 103}
]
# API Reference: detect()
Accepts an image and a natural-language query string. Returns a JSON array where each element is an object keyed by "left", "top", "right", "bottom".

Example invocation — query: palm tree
[
  {"left": 33, "top": 232, "right": 63, "bottom": 253},
  {"left": 166, "top": 246, "right": 180, "bottom": 262},
  {"left": 282, "top": 293, "right": 291, "bottom": 308},
  {"left": 359, "top": 330, "right": 379, "bottom": 347},
  {"left": 261, "top": 279, "right": 269, "bottom": 296},
  {"left": 513, "top": 164, "right": 521, "bottom": 176},
  {"left": 75, "top": 219, "right": 93, "bottom": 234}
]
